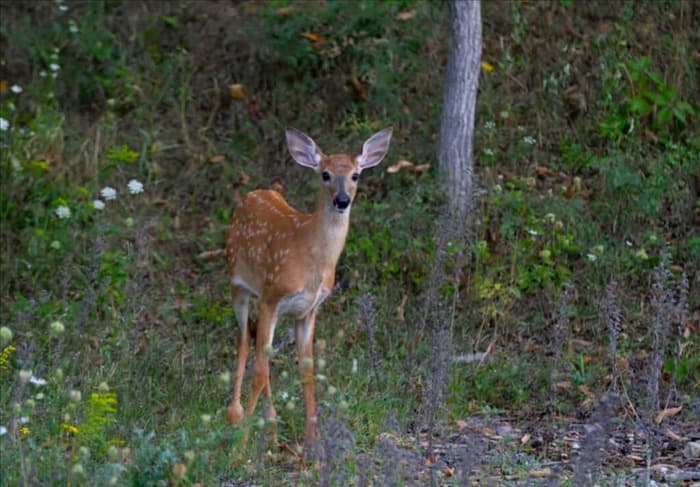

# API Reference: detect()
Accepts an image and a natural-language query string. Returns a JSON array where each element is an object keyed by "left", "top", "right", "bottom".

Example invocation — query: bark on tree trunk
[{"left": 439, "top": 0, "right": 482, "bottom": 219}]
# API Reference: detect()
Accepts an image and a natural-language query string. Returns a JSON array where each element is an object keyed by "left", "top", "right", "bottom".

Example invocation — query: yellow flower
[
  {"left": 0, "top": 345, "right": 16, "bottom": 370},
  {"left": 61, "top": 423, "right": 79, "bottom": 434},
  {"left": 481, "top": 61, "right": 495, "bottom": 73},
  {"left": 20, "top": 426, "right": 30, "bottom": 435}
]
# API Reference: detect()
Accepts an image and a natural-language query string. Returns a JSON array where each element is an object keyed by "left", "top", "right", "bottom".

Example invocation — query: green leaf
[{"left": 629, "top": 95, "right": 650, "bottom": 115}]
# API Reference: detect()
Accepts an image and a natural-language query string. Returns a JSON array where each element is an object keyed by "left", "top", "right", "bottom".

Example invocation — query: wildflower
[
  {"left": 493, "top": 184, "right": 502, "bottom": 193},
  {"left": 20, "top": 426, "right": 30, "bottom": 435},
  {"left": 280, "top": 391, "right": 289, "bottom": 401},
  {"left": 50, "top": 240, "right": 62, "bottom": 250},
  {"left": 0, "top": 345, "right": 15, "bottom": 370},
  {"left": 544, "top": 213, "right": 556, "bottom": 223},
  {"left": 540, "top": 249, "right": 552, "bottom": 260},
  {"left": 127, "top": 179, "right": 144, "bottom": 194},
  {"left": 61, "top": 423, "right": 79, "bottom": 434},
  {"left": 481, "top": 61, "right": 495, "bottom": 72},
  {"left": 68, "top": 21, "right": 78, "bottom": 34},
  {"left": 0, "top": 117, "right": 9, "bottom": 131},
  {"left": 69, "top": 390, "right": 82, "bottom": 402},
  {"left": 351, "top": 358, "right": 358, "bottom": 374},
  {"left": 0, "top": 326, "right": 12, "bottom": 344},
  {"left": 0, "top": 426, "right": 7, "bottom": 436},
  {"left": 484, "top": 121, "right": 496, "bottom": 130},
  {"left": 19, "top": 370, "right": 32, "bottom": 383},
  {"left": 586, "top": 253, "right": 597, "bottom": 262},
  {"left": 55, "top": 205, "right": 71, "bottom": 219},
  {"left": 58, "top": 3, "right": 68, "bottom": 12},
  {"left": 100, "top": 186, "right": 117, "bottom": 200},
  {"left": 286, "top": 400, "right": 295, "bottom": 411},
  {"left": 19, "top": 416, "right": 29, "bottom": 424},
  {"left": 10, "top": 84, "right": 22, "bottom": 94},
  {"left": 50, "top": 320, "right": 65, "bottom": 335},
  {"left": 522, "top": 135, "right": 537, "bottom": 145},
  {"left": 29, "top": 376, "right": 47, "bottom": 386},
  {"left": 49, "top": 63, "right": 60, "bottom": 72},
  {"left": 526, "top": 176, "right": 536, "bottom": 187},
  {"left": 98, "top": 381, "right": 110, "bottom": 392},
  {"left": 218, "top": 371, "right": 231, "bottom": 384},
  {"left": 71, "top": 464, "right": 85, "bottom": 477},
  {"left": 92, "top": 199, "right": 105, "bottom": 210},
  {"left": 200, "top": 414, "right": 211, "bottom": 424},
  {"left": 327, "top": 386, "right": 337, "bottom": 396},
  {"left": 527, "top": 229, "right": 538, "bottom": 236},
  {"left": 39, "top": 70, "right": 47, "bottom": 78},
  {"left": 635, "top": 248, "right": 649, "bottom": 260},
  {"left": 125, "top": 217, "right": 134, "bottom": 227}
]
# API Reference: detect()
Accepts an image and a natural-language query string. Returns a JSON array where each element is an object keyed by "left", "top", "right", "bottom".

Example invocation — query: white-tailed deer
[{"left": 224, "top": 127, "right": 392, "bottom": 446}]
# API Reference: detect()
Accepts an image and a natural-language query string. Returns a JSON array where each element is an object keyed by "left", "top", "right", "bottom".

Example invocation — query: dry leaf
[
  {"left": 0, "top": 80, "right": 8, "bottom": 95},
  {"left": 414, "top": 163, "right": 431, "bottom": 172},
  {"left": 239, "top": 171, "right": 251, "bottom": 185},
  {"left": 396, "top": 294, "right": 408, "bottom": 321},
  {"left": 275, "top": 6, "right": 294, "bottom": 16},
  {"left": 395, "top": 9, "right": 416, "bottom": 21},
  {"left": 520, "top": 433, "right": 531, "bottom": 445},
  {"left": 555, "top": 381, "right": 572, "bottom": 389},
  {"left": 443, "top": 467, "right": 455, "bottom": 477},
  {"left": 208, "top": 154, "right": 225, "bottom": 164},
  {"left": 669, "top": 264, "right": 684, "bottom": 273},
  {"left": 300, "top": 32, "right": 323, "bottom": 44},
  {"left": 664, "top": 427, "right": 684, "bottom": 441},
  {"left": 456, "top": 419, "right": 468, "bottom": 432},
  {"left": 387, "top": 159, "right": 415, "bottom": 173},
  {"left": 655, "top": 406, "right": 682, "bottom": 424},
  {"left": 196, "top": 249, "right": 224, "bottom": 260},
  {"left": 351, "top": 76, "right": 367, "bottom": 100},
  {"left": 529, "top": 468, "right": 552, "bottom": 478},
  {"left": 173, "top": 214, "right": 182, "bottom": 232},
  {"left": 229, "top": 83, "right": 245, "bottom": 100}
]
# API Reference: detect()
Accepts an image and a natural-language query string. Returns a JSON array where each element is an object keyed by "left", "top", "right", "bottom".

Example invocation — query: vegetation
[{"left": 1, "top": 0, "right": 698, "bottom": 484}]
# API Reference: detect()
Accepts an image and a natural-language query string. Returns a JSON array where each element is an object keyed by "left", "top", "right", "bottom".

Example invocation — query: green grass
[{"left": 1, "top": 0, "right": 698, "bottom": 484}]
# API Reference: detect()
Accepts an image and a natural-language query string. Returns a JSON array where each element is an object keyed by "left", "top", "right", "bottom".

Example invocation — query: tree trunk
[{"left": 439, "top": 0, "right": 482, "bottom": 219}]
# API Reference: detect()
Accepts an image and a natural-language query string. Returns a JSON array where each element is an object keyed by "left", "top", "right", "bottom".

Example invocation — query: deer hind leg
[
  {"left": 295, "top": 309, "right": 318, "bottom": 447},
  {"left": 227, "top": 285, "right": 252, "bottom": 425},
  {"left": 245, "top": 302, "right": 278, "bottom": 423}
]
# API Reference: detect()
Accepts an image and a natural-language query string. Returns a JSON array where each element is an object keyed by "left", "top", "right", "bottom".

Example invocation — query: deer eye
[
  {"left": 351, "top": 173, "right": 360, "bottom": 182},
  {"left": 322, "top": 171, "right": 331, "bottom": 182}
]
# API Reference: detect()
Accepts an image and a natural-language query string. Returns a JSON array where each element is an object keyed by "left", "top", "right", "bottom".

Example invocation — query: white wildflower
[
  {"left": 0, "top": 117, "right": 9, "bottom": 131},
  {"left": 58, "top": 4, "right": 68, "bottom": 12},
  {"left": 39, "top": 70, "right": 47, "bottom": 78},
  {"left": 49, "top": 63, "right": 60, "bottom": 72},
  {"left": 127, "top": 179, "right": 144, "bottom": 195},
  {"left": 0, "top": 426, "right": 7, "bottom": 436},
  {"left": 69, "top": 23, "right": 79, "bottom": 34},
  {"left": 280, "top": 391, "right": 289, "bottom": 401},
  {"left": 92, "top": 200, "right": 105, "bottom": 210},
  {"left": 484, "top": 120, "right": 496, "bottom": 130},
  {"left": 522, "top": 135, "right": 537, "bottom": 145},
  {"left": 30, "top": 376, "right": 47, "bottom": 386},
  {"left": 586, "top": 253, "right": 597, "bottom": 262},
  {"left": 55, "top": 205, "right": 71, "bottom": 219},
  {"left": 100, "top": 186, "right": 117, "bottom": 201},
  {"left": 19, "top": 417, "right": 29, "bottom": 424},
  {"left": 483, "top": 148, "right": 495, "bottom": 157},
  {"left": 10, "top": 84, "right": 22, "bottom": 94},
  {"left": 527, "top": 228, "right": 538, "bottom": 236}
]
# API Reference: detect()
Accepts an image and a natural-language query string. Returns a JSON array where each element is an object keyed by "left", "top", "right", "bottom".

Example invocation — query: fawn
[{"left": 224, "top": 127, "right": 392, "bottom": 446}]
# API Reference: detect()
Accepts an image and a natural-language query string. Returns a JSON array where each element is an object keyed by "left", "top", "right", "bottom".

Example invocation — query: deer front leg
[
  {"left": 245, "top": 302, "right": 278, "bottom": 422},
  {"left": 295, "top": 310, "right": 318, "bottom": 447},
  {"left": 227, "top": 286, "right": 251, "bottom": 425}
]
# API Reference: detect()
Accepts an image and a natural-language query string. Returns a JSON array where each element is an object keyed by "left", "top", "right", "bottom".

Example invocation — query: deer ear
[
  {"left": 358, "top": 128, "right": 392, "bottom": 169},
  {"left": 286, "top": 128, "right": 322, "bottom": 170}
]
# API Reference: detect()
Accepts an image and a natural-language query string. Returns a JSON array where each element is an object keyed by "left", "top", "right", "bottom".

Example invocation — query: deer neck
[{"left": 303, "top": 193, "right": 350, "bottom": 268}]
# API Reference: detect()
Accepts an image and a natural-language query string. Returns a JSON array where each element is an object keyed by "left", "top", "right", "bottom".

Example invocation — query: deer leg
[
  {"left": 295, "top": 310, "right": 318, "bottom": 447},
  {"left": 245, "top": 303, "right": 278, "bottom": 419},
  {"left": 227, "top": 286, "right": 251, "bottom": 425}
]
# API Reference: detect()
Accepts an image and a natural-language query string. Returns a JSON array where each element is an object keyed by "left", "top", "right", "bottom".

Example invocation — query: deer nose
[{"left": 333, "top": 194, "right": 351, "bottom": 210}]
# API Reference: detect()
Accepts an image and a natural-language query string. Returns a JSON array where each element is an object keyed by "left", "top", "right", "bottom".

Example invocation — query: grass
[{"left": 1, "top": 0, "right": 699, "bottom": 484}]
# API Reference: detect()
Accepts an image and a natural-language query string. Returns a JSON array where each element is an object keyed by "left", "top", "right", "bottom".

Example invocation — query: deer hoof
[{"left": 226, "top": 402, "right": 245, "bottom": 425}]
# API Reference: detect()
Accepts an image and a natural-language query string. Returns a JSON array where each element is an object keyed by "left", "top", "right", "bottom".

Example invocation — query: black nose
[{"left": 334, "top": 194, "right": 351, "bottom": 210}]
